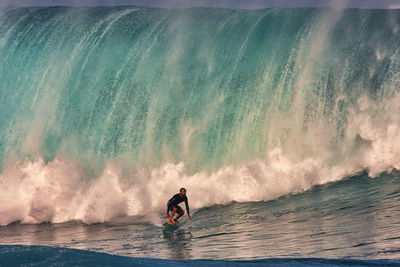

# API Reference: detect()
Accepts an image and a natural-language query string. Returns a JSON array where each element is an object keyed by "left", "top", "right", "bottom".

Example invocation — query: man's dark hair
[{"left": 180, "top": 188, "right": 186, "bottom": 192}]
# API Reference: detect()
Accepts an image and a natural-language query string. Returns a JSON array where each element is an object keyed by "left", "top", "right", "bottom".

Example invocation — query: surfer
[{"left": 166, "top": 188, "right": 192, "bottom": 225}]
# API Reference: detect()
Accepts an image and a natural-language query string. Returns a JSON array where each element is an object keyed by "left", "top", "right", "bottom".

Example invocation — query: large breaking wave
[{"left": 0, "top": 6, "right": 399, "bottom": 225}]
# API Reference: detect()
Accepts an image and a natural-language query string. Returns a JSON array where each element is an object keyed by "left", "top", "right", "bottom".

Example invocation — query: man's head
[{"left": 180, "top": 187, "right": 186, "bottom": 196}]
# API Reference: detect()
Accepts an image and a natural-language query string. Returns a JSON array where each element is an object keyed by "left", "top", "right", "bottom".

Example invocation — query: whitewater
[{"left": 0, "top": 5, "right": 400, "bottom": 265}]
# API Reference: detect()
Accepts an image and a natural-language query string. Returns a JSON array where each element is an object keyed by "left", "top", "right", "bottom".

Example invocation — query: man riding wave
[{"left": 166, "top": 188, "right": 192, "bottom": 225}]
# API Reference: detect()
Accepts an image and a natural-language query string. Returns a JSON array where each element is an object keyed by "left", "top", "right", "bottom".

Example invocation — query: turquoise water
[
  {"left": 1, "top": 5, "right": 400, "bottom": 264},
  {"left": 1, "top": 7, "right": 399, "bottom": 170}
]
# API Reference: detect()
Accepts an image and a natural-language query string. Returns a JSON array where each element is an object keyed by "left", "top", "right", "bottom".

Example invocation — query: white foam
[
  {"left": 1, "top": 93, "right": 400, "bottom": 226},
  {"left": 345, "top": 95, "right": 400, "bottom": 177},
  {"left": 0, "top": 149, "right": 371, "bottom": 226}
]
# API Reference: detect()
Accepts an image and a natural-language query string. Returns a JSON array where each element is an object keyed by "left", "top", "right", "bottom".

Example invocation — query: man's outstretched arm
[{"left": 185, "top": 199, "right": 192, "bottom": 221}]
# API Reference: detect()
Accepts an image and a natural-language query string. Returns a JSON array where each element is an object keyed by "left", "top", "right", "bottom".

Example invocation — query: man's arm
[
  {"left": 166, "top": 197, "right": 173, "bottom": 218},
  {"left": 185, "top": 198, "right": 192, "bottom": 221}
]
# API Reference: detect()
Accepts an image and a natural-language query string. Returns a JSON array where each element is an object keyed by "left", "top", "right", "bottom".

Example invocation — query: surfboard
[{"left": 163, "top": 222, "right": 179, "bottom": 231}]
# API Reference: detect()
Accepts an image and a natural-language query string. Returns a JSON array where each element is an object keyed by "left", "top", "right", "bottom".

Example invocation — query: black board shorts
[{"left": 167, "top": 203, "right": 183, "bottom": 214}]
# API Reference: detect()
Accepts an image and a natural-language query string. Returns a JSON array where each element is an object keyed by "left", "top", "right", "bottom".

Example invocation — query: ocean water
[
  {"left": 0, "top": 5, "right": 400, "bottom": 266},
  {"left": 1, "top": 172, "right": 400, "bottom": 265}
]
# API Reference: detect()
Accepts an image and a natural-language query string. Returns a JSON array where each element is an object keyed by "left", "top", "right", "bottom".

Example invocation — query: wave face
[{"left": 0, "top": 6, "right": 400, "bottom": 225}]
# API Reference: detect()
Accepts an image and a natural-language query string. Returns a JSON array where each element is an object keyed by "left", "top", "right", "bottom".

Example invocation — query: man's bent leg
[
  {"left": 168, "top": 207, "right": 177, "bottom": 224},
  {"left": 174, "top": 207, "right": 184, "bottom": 222}
]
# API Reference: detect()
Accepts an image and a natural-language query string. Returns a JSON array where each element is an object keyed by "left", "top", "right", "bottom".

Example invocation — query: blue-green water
[
  {"left": 0, "top": 5, "right": 400, "bottom": 264},
  {"left": 1, "top": 7, "right": 399, "bottom": 169}
]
